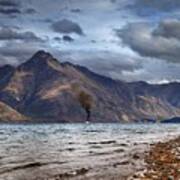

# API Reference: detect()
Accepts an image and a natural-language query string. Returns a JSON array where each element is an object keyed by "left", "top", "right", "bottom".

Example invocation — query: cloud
[
  {"left": 153, "top": 19, "right": 180, "bottom": 40},
  {"left": 24, "top": 8, "right": 37, "bottom": 14},
  {"left": 122, "top": 58, "right": 180, "bottom": 83},
  {"left": 63, "top": 35, "right": 74, "bottom": 42},
  {"left": 0, "top": 0, "right": 20, "bottom": 7},
  {"left": 71, "top": 8, "right": 81, "bottom": 13},
  {"left": 0, "top": 7, "right": 21, "bottom": 15},
  {"left": 0, "top": 27, "right": 43, "bottom": 42},
  {"left": 36, "top": 18, "right": 53, "bottom": 24},
  {"left": 128, "top": 0, "right": 180, "bottom": 16},
  {"left": 58, "top": 50, "right": 142, "bottom": 80},
  {"left": 0, "top": 0, "right": 21, "bottom": 16},
  {"left": 0, "top": 43, "right": 37, "bottom": 65},
  {"left": 51, "top": 19, "right": 84, "bottom": 35},
  {"left": 53, "top": 35, "right": 74, "bottom": 43},
  {"left": 0, "top": 38, "right": 50, "bottom": 65},
  {"left": 54, "top": 37, "right": 61, "bottom": 42},
  {"left": 116, "top": 19, "right": 180, "bottom": 63},
  {"left": 0, "top": 1, "right": 37, "bottom": 16}
]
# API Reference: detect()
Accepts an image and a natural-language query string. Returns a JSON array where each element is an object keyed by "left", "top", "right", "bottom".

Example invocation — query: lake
[{"left": 0, "top": 123, "right": 179, "bottom": 180}]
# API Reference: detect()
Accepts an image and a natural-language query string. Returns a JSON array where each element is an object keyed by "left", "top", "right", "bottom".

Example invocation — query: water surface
[{"left": 0, "top": 123, "right": 179, "bottom": 180}]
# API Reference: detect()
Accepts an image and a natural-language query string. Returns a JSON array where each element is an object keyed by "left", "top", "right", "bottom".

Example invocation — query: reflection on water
[{"left": 0, "top": 123, "right": 179, "bottom": 180}]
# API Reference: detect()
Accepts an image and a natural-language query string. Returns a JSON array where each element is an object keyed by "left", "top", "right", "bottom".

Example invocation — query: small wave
[
  {"left": 88, "top": 140, "right": 117, "bottom": 145},
  {"left": 0, "top": 161, "right": 67, "bottom": 175}
]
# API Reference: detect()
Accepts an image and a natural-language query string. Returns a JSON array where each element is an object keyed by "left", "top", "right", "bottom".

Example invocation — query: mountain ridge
[{"left": 0, "top": 50, "right": 179, "bottom": 122}]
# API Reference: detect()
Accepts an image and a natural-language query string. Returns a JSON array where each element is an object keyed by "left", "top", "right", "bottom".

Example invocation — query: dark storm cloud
[
  {"left": 71, "top": 8, "right": 81, "bottom": 13},
  {"left": 54, "top": 37, "right": 61, "bottom": 42},
  {"left": 0, "top": 1, "right": 37, "bottom": 17},
  {"left": 51, "top": 19, "right": 84, "bottom": 35},
  {"left": 63, "top": 35, "right": 74, "bottom": 42},
  {"left": 127, "top": 0, "right": 180, "bottom": 16},
  {"left": 0, "top": 27, "right": 43, "bottom": 42},
  {"left": 0, "top": 0, "right": 20, "bottom": 7},
  {"left": 53, "top": 37, "right": 62, "bottom": 43},
  {"left": 54, "top": 36, "right": 74, "bottom": 43},
  {"left": 116, "top": 20, "right": 180, "bottom": 63},
  {"left": 24, "top": 8, "right": 37, "bottom": 14},
  {"left": 153, "top": 19, "right": 180, "bottom": 40},
  {"left": 0, "top": 0, "right": 21, "bottom": 15},
  {"left": 0, "top": 7, "right": 21, "bottom": 15}
]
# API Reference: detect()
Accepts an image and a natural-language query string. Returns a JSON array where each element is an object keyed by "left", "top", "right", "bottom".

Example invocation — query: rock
[
  {"left": 114, "top": 149, "right": 125, "bottom": 153},
  {"left": 132, "top": 174, "right": 138, "bottom": 178},
  {"left": 75, "top": 168, "right": 89, "bottom": 175},
  {"left": 132, "top": 154, "right": 140, "bottom": 159}
]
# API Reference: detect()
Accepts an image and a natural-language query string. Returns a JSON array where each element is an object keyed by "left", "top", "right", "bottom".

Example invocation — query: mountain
[
  {"left": 0, "top": 50, "right": 179, "bottom": 122},
  {"left": 161, "top": 117, "right": 180, "bottom": 123}
]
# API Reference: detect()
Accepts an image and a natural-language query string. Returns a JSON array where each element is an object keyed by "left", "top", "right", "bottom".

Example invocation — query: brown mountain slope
[
  {"left": 0, "top": 50, "right": 179, "bottom": 122},
  {"left": 0, "top": 101, "right": 26, "bottom": 121}
]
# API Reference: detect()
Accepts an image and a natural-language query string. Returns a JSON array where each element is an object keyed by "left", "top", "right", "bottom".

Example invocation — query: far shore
[{"left": 0, "top": 120, "right": 180, "bottom": 124}]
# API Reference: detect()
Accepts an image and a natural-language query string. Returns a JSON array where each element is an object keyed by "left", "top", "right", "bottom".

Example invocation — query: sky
[{"left": 0, "top": 0, "right": 180, "bottom": 83}]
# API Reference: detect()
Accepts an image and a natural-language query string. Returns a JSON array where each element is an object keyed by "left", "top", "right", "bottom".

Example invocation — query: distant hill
[
  {"left": 0, "top": 50, "right": 180, "bottom": 122},
  {"left": 161, "top": 117, "right": 180, "bottom": 123}
]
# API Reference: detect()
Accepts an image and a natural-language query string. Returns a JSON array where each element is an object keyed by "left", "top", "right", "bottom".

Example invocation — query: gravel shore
[{"left": 130, "top": 136, "right": 180, "bottom": 180}]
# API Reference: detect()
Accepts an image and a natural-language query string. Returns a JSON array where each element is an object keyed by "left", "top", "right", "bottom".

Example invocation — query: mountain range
[{"left": 0, "top": 50, "right": 180, "bottom": 123}]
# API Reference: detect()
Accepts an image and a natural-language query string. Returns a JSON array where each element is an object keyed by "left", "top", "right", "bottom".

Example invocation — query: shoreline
[{"left": 130, "top": 136, "right": 180, "bottom": 180}]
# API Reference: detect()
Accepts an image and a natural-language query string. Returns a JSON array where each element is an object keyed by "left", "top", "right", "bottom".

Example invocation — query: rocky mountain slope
[
  {"left": 0, "top": 50, "right": 179, "bottom": 122},
  {"left": 0, "top": 101, "right": 26, "bottom": 121}
]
